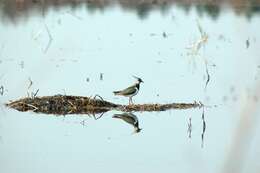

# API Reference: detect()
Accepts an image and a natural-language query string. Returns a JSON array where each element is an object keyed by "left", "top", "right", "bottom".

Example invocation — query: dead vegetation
[
  {"left": 6, "top": 95, "right": 203, "bottom": 115},
  {"left": 6, "top": 95, "right": 117, "bottom": 115},
  {"left": 117, "top": 102, "right": 203, "bottom": 112}
]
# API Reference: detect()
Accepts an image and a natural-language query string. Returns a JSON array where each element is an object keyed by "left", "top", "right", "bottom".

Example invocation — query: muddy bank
[{"left": 6, "top": 95, "right": 203, "bottom": 115}]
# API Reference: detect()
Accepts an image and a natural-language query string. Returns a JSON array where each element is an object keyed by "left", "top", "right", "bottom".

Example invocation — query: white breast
[{"left": 127, "top": 87, "right": 139, "bottom": 97}]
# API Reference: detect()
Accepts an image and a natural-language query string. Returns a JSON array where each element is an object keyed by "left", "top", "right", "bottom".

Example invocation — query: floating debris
[
  {"left": 0, "top": 85, "right": 4, "bottom": 96},
  {"left": 246, "top": 39, "right": 250, "bottom": 49},
  {"left": 100, "top": 73, "right": 103, "bottom": 81},
  {"left": 186, "top": 20, "right": 208, "bottom": 55},
  {"left": 162, "top": 32, "right": 167, "bottom": 38},
  {"left": 6, "top": 95, "right": 203, "bottom": 115},
  {"left": 79, "top": 120, "right": 86, "bottom": 126},
  {"left": 187, "top": 117, "right": 192, "bottom": 138},
  {"left": 19, "top": 61, "right": 24, "bottom": 69}
]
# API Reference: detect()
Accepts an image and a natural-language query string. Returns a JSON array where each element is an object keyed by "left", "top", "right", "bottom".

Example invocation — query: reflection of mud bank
[
  {"left": 6, "top": 95, "right": 203, "bottom": 115},
  {"left": 1, "top": 0, "right": 260, "bottom": 22}
]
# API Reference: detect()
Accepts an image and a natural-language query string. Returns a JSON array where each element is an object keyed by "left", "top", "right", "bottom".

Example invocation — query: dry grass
[
  {"left": 6, "top": 95, "right": 117, "bottom": 115},
  {"left": 118, "top": 102, "right": 203, "bottom": 112}
]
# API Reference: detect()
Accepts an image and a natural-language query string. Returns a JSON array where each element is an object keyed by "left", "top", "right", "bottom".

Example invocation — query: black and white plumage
[
  {"left": 113, "top": 112, "right": 141, "bottom": 133},
  {"left": 113, "top": 76, "right": 144, "bottom": 105}
]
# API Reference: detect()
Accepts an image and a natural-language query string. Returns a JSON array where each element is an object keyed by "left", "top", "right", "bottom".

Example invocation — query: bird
[
  {"left": 113, "top": 76, "right": 144, "bottom": 105},
  {"left": 113, "top": 112, "right": 141, "bottom": 133}
]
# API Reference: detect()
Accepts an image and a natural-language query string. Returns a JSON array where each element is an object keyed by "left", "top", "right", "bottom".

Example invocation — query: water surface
[{"left": 0, "top": 1, "right": 260, "bottom": 173}]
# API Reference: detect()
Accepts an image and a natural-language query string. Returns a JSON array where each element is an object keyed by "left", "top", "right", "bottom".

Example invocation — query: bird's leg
[
  {"left": 128, "top": 97, "right": 131, "bottom": 105},
  {"left": 130, "top": 97, "right": 133, "bottom": 105}
]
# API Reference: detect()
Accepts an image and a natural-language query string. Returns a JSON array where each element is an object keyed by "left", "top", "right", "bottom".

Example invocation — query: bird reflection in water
[{"left": 113, "top": 112, "right": 142, "bottom": 134}]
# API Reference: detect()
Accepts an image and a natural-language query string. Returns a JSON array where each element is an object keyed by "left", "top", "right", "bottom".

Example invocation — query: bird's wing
[
  {"left": 118, "top": 86, "right": 137, "bottom": 95},
  {"left": 113, "top": 114, "right": 135, "bottom": 125}
]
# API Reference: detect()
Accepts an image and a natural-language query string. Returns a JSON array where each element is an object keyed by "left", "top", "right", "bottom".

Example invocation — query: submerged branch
[{"left": 6, "top": 95, "right": 203, "bottom": 115}]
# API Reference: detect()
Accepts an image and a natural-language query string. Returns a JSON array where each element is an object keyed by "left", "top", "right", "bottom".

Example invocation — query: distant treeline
[{"left": 1, "top": 0, "right": 260, "bottom": 22}]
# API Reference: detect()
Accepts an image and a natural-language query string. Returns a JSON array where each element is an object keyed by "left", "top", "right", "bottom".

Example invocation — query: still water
[{"left": 0, "top": 1, "right": 260, "bottom": 173}]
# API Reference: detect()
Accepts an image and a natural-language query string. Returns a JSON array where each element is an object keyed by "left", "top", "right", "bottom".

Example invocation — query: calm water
[{"left": 0, "top": 2, "right": 260, "bottom": 173}]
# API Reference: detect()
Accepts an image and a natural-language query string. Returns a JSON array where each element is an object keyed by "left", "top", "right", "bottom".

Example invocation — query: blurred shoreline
[{"left": 1, "top": 0, "right": 260, "bottom": 22}]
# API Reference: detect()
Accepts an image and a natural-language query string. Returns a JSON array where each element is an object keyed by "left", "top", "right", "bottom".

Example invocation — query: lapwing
[
  {"left": 113, "top": 76, "right": 144, "bottom": 105},
  {"left": 113, "top": 112, "right": 141, "bottom": 133}
]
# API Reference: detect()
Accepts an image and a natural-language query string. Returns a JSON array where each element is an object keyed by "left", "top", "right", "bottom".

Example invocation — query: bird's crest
[{"left": 132, "top": 75, "right": 144, "bottom": 83}]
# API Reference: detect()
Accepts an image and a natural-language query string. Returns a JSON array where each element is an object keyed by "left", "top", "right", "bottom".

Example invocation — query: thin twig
[
  {"left": 68, "top": 100, "right": 77, "bottom": 110},
  {"left": 93, "top": 112, "right": 105, "bottom": 120},
  {"left": 26, "top": 103, "right": 38, "bottom": 111},
  {"left": 204, "top": 61, "right": 210, "bottom": 91},
  {"left": 94, "top": 94, "right": 104, "bottom": 101},
  {"left": 28, "top": 77, "right": 33, "bottom": 90},
  {"left": 202, "top": 107, "right": 205, "bottom": 120},
  {"left": 67, "top": 100, "right": 74, "bottom": 106},
  {"left": 188, "top": 117, "right": 192, "bottom": 138},
  {"left": 8, "top": 101, "right": 22, "bottom": 108},
  {"left": 80, "top": 119, "right": 87, "bottom": 126},
  {"left": 201, "top": 108, "right": 206, "bottom": 148},
  {"left": 44, "top": 22, "right": 53, "bottom": 53},
  {"left": 67, "top": 110, "right": 73, "bottom": 114},
  {"left": 33, "top": 89, "right": 39, "bottom": 98}
]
